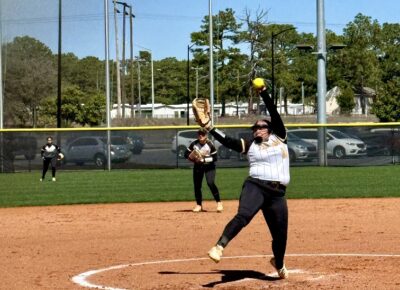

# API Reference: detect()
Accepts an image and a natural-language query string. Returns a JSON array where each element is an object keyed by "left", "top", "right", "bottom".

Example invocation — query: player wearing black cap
[
  {"left": 184, "top": 128, "right": 223, "bottom": 213},
  {"left": 40, "top": 136, "right": 61, "bottom": 182}
]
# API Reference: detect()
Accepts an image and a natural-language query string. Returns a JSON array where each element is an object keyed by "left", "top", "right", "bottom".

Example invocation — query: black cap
[{"left": 197, "top": 128, "right": 207, "bottom": 135}]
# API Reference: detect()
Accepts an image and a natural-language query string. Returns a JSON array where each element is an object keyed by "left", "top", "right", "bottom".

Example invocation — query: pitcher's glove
[
  {"left": 188, "top": 149, "right": 204, "bottom": 164},
  {"left": 192, "top": 98, "right": 211, "bottom": 127}
]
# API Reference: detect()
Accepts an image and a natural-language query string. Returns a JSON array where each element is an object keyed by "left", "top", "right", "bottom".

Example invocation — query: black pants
[
  {"left": 42, "top": 157, "right": 57, "bottom": 179},
  {"left": 193, "top": 164, "right": 220, "bottom": 205},
  {"left": 217, "top": 177, "right": 288, "bottom": 269}
]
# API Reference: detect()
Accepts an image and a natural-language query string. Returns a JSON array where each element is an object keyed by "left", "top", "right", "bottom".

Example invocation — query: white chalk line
[{"left": 71, "top": 253, "right": 400, "bottom": 290}]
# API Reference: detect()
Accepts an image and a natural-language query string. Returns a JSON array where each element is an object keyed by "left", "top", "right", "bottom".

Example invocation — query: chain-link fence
[{"left": 0, "top": 124, "right": 399, "bottom": 173}]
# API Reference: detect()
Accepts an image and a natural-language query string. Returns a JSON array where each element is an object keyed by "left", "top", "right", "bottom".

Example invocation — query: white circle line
[{"left": 71, "top": 253, "right": 400, "bottom": 290}]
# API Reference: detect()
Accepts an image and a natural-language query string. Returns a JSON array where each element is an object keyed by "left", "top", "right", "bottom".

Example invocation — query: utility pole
[
  {"left": 192, "top": 67, "right": 203, "bottom": 98},
  {"left": 113, "top": 0, "right": 122, "bottom": 118},
  {"left": 186, "top": 44, "right": 195, "bottom": 125},
  {"left": 116, "top": 1, "right": 129, "bottom": 118},
  {"left": 121, "top": 3, "right": 127, "bottom": 118}
]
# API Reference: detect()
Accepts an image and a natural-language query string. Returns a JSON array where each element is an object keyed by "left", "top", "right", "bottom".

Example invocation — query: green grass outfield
[{"left": 0, "top": 166, "right": 399, "bottom": 208}]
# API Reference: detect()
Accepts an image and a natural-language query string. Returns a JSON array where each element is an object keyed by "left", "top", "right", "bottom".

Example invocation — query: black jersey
[
  {"left": 185, "top": 139, "right": 218, "bottom": 165},
  {"left": 41, "top": 144, "right": 60, "bottom": 159}
]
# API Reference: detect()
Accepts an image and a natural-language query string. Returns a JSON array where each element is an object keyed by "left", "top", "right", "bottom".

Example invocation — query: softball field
[{"left": 1, "top": 198, "right": 399, "bottom": 289}]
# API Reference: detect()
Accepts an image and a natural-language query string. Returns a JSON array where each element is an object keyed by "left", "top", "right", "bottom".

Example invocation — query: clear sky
[{"left": 1, "top": 0, "right": 399, "bottom": 61}]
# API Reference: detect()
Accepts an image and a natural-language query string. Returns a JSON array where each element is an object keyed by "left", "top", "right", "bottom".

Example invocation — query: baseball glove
[
  {"left": 188, "top": 148, "right": 204, "bottom": 163},
  {"left": 192, "top": 98, "right": 211, "bottom": 127},
  {"left": 57, "top": 153, "right": 64, "bottom": 161}
]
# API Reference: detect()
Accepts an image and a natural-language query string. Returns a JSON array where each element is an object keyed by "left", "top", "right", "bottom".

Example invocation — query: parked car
[
  {"left": 287, "top": 132, "right": 317, "bottom": 162},
  {"left": 111, "top": 132, "right": 144, "bottom": 154},
  {"left": 233, "top": 130, "right": 317, "bottom": 162},
  {"left": 288, "top": 128, "right": 367, "bottom": 159},
  {"left": 361, "top": 128, "right": 400, "bottom": 156},
  {"left": 62, "top": 136, "right": 132, "bottom": 167},
  {"left": 171, "top": 130, "right": 232, "bottom": 159},
  {"left": 3, "top": 134, "right": 37, "bottom": 160}
]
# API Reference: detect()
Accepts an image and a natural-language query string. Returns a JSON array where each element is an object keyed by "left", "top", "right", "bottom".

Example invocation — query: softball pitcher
[{"left": 194, "top": 79, "right": 290, "bottom": 279}]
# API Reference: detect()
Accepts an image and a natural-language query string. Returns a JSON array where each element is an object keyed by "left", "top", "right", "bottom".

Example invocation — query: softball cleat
[
  {"left": 216, "top": 202, "right": 223, "bottom": 212},
  {"left": 270, "top": 257, "right": 289, "bottom": 279},
  {"left": 192, "top": 205, "right": 202, "bottom": 212},
  {"left": 208, "top": 245, "right": 224, "bottom": 263}
]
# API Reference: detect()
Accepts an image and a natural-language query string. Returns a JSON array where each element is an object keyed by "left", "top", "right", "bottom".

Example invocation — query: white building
[{"left": 111, "top": 100, "right": 314, "bottom": 119}]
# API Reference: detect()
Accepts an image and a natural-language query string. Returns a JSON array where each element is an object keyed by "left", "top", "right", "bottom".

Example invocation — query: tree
[
  {"left": 41, "top": 85, "right": 106, "bottom": 126},
  {"left": 336, "top": 84, "right": 355, "bottom": 114},
  {"left": 372, "top": 78, "right": 400, "bottom": 121},
  {"left": 340, "top": 14, "right": 382, "bottom": 114},
  {"left": 3, "top": 36, "right": 56, "bottom": 127},
  {"left": 235, "top": 8, "right": 269, "bottom": 114}
]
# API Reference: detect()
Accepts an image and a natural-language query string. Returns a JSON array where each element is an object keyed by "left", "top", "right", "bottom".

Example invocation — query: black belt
[{"left": 247, "top": 177, "right": 286, "bottom": 191}]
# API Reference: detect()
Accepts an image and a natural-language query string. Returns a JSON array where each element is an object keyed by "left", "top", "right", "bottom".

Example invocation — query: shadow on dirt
[{"left": 159, "top": 269, "right": 280, "bottom": 288}]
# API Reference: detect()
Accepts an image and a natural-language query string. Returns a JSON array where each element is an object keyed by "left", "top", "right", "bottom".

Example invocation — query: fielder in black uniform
[
  {"left": 184, "top": 129, "right": 223, "bottom": 213},
  {"left": 40, "top": 136, "right": 61, "bottom": 182},
  {"left": 206, "top": 85, "right": 290, "bottom": 279}
]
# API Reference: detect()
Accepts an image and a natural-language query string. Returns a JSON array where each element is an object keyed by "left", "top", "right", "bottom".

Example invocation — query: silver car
[
  {"left": 287, "top": 132, "right": 317, "bottom": 162},
  {"left": 63, "top": 136, "right": 132, "bottom": 167}
]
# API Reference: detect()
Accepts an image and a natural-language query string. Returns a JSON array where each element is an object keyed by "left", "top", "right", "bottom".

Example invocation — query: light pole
[
  {"left": 296, "top": 40, "right": 345, "bottom": 165},
  {"left": 271, "top": 27, "right": 296, "bottom": 105},
  {"left": 187, "top": 43, "right": 195, "bottom": 125},
  {"left": 316, "top": 0, "right": 327, "bottom": 166}
]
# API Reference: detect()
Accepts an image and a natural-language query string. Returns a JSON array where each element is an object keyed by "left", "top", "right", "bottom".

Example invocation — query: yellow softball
[{"left": 252, "top": 78, "right": 265, "bottom": 89}]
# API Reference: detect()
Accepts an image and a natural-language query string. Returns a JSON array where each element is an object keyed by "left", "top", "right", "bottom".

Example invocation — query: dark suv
[{"left": 3, "top": 135, "right": 37, "bottom": 160}]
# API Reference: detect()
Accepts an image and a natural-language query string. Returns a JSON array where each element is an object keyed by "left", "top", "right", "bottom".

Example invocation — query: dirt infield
[{"left": 1, "top": 198, "right": 399, "bottom": 289}]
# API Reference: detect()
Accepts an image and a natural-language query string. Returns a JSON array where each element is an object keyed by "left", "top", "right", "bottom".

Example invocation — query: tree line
[{"left": 1, "top": 9, "right": 399, "bottom": 127}]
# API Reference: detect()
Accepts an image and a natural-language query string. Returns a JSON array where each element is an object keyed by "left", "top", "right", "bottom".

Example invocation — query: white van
[{"left": 288, "top": 128, "right": 367, "bottom": 159}]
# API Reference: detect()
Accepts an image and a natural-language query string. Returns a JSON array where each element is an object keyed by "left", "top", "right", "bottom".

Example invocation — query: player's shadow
[
  {"left": 159, "top": 269, "right": 279, "bottom": 288},
  {"left": 174, "top": 209, "right": 209, "bottom": 213}
]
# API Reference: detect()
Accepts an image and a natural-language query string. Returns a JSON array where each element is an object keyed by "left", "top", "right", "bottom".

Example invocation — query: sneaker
[
  {"left": 40, "top": 178, "right": 43, "bottom": 182},
  {"left": 52, "top": 177, "right": 56, "bottom": 182},
  {"left": 216, "top": 202, "right": 223, "bottom": 212},
  {"left": 192, "top": 205, "right": 202, "bottom": 212},
  {"left": 208, "top": 245, "right": 224, "bottom": 263},
  {"left": 270, "top": 257, "right": 289, "bottom": 279}
]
